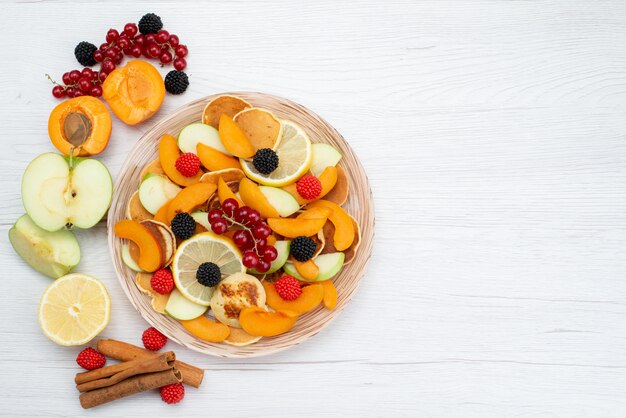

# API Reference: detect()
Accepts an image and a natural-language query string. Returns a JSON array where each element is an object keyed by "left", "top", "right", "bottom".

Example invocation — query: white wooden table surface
[{"left": 2, "top": 1, "right": 626, "bottom": 416}]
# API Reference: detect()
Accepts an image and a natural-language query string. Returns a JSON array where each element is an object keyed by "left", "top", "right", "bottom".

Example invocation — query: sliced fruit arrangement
[{"left": 114, "top": 94, "right": 360, "bottom": 344}]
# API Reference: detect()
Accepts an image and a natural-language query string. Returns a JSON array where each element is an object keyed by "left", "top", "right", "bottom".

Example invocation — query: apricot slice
[
  {"left": 324, "top": 165, "right": 349, "bottom": 206},
  {"left": 154, "top": 198, "right": 173, "bottom": 224},
  {"left": 267, "top": 217, "right": 327, "bottom": 238},
  {"left": 197, "top": 143, "right": 241, "bottom": 171},
  {"left": 159, "top": 134, "right": 203, "bottom": 187},
  {"left": 233, "top": 107, "right": 283, "bottom": 151},
  {"left": 239, "top": 178, "right": 280, "bottom": 218},
  {"left": 294, "top": 259, "right": 319, "bottom": 281},
  {"left": 180, "top": 315, "right": 230, "bottom": 342},
  {"left": 202, "top": 95, "right": 251, "bottom": 129},
  {"left": 306, "top": 200, "right": 354, "bottom": 250},
  {"left": 102, "top": 60, "right": 165, "bottom": 125},
  {"left": 282, "top": 166, "right": 338, "bottom": 205},
  {"left": 218, "top": 177, "right": 244, "bottom": 206},
  {"left": 218, "top": 114, "right": 255, "bottom": 158},
  {"left": 167, "top": 183, "right": 217, "bottom": 223},
  {"left": 114, "top": 220, "right": 162, "bottom": 272},
  {"left": 297, "top": 206, "right": 332, "bottom": 220},
  {"left": 48, "top": 96, "right": 112, "bottom": 156},
  {"left": 263, "top": 282, "right": 323, "bottom": 314},
  {"left": 239, "top": 307, "right": 299, "bottom": 337},
  {"left": 127, "top": 191, "right": 153, "bottom": 222},
  {"left": 321, "top": 280, "right": 338, "bottom": 310}
]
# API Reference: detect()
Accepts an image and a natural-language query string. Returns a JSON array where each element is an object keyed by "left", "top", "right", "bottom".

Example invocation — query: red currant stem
[
  {"left": 221, "top": 213, "right": 260, "bottom": 255},
  {"left": 45, "top": 74, "right": 64, "bottom": 87}
]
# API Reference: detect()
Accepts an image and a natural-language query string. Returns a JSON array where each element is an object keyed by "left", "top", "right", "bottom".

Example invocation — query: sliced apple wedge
[
  {"left": 121, "top": 243, "right": 144, "bottom": 272},
  {"left": 259, "top": 186, "right": 300, "bottom": 217},
  {"left": 177, "top": 122, "right": 232, "bottom": 156},
  {"left": 22, "top": 153, "right": 112, "bottom": 231},
  {"left": 138, "top": 174, "right": 181, "bottom": 215},
  {"left": 310, "top": 143, "right": 342, "bottom": 177},
  {"left": 191, "top": 211, "right": 211, "bottom": 230},
  {"left": 165, "top": 289, "right": 208, "bottom": 320},
  {"left": 283, "top": 252, "right": 345, "bottom": 282}
]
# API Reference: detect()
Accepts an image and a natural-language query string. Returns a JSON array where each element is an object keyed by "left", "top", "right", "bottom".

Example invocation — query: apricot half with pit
[{"left": 48, "top": 96, "right": 112, "bottom": 156}]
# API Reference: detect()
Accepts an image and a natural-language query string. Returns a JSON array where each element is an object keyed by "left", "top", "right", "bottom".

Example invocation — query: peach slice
[
  {"left": 218, "top": 177, "right": 244, "bottom": 206},
  {"left": 267, "top": 217, "right": 327, "bottom": 238},
  {"left": 202, "top": 95, "right": 251, "bottom": 129},
  {"left": 294, "top": 259, "right": 319, "bottom": 281},
  {"left": 324, "top": 165, "right": 349, "bottom": 206},
  {"left": 297, "top": 206, "right": 332, "bottom": 221},
  {"left": 127, "top": 191, "right": 153, "bottom": 222},
  {"left": 197, "top": 143, "right": 242, "bottom": 171},
  {"left": 159, "top": 134, "right": 203, "bottom": 187},
  {"left": 154, "top": 198, "right": 173, "bottom": 224},
  {"left": 218, "top": 114, "right": 255, "bottom": 158},
  {"left": 139, "top": 158, "right": 165, "bottom": 180},
  {"left": 233, "top": 107, "right": 283, "bottom": 151},
  {"left": 167, "top": 183, "right": 217, "bottom": 223},
  {"left": 239, "top": 178, "right": 280, "bottom": 218},
  {"left": 180, "top": 315, "right": 231, "bottom": 342},
  {"left": 320, "top": 215, "right": 361, "bottom": 265},
  {"left": 321, "top": 280, "right": 338, "bottom": 310},
  {"left": 114, "top": 220, "right": 162, "bottom": 272},
  {"left": 263, "top": 282, "right": 323, "bottom": 314},
  {"left": 282, "top": 166, "right": 338, "bottom": 205},
  {"left": 306, "top": 200, "right": 354, "bottom": 251},
  {"left": 135, "top": 272, "right": 169, "bottom": 313},
  {"left": 239, "top": 307, "right": 299, "bottom": 337}
]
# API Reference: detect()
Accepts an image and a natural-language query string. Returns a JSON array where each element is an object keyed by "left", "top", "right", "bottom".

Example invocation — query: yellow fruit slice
[
  {"left": 197, "top": 143, "right": 242, "bottom": 171},
  {"left": 172, "top": 233, "right": 245, "bottom": 305},
  {"left": 241, "top": 120, "right": 312, "bottom": 187},
  {"left": 218, "top": 114, "right": 255, "bottom": 158},
  {"left": 267, "top": 217, "right": 327, "bottom": 238},
  {"left": 218, "top": 177, "right": 244, "bottom": 206},
  {"left": 239, "top": 178, "right": 280, "bottom": 218},
  {"left": 38, "top": 273, "right": 111, "bottom": 346}
]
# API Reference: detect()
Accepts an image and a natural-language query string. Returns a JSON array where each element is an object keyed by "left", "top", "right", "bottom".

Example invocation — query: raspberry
[
  {"left": 142, "top": 326, "right": 167, "bottom": 351},
  {"left": 76, "top": 347, "right": 106, "bottom": 370},
  {"left": 175, "top": 153, "right": 200, "bottom": 177},
  {"left": 171, "top": 212, "right": 196, "bottom": 240},
  {"left": 296, "top": 175, "right": 322, "bottom": 200},
  {"left": 274, "top": 275, "right": 302, "bottom": 301},
  {"left": 290, "top": 236, "right": 317, "bottom": 262},
  {"left": 150, "top": 269, "right": 174, "bottom": 294},
  {"left": 160, "top": 383, "right": 185, "bottom": 404}
]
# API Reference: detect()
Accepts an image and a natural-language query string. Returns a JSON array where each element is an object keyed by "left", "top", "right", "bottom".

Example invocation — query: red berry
[
  {"left": 160, "top": 51, "right": 173, "bottom": 64},
  {"left": 73, "top": 90, "right": 85, "bottom": 97},
  {"left": 174, "top": 153, "right": 201, "bottom": 177},
  {"left": 211, "top": 219, "right": 228, "bottom": 235},
  {"left": 173, "top": 57, "right": 186, "bottom": 71},
  {"left": 150, "top": 269, "right": 174, "bottom": 295},
  {"left": 168, "top": 34, "right": 180, "bottom": 47},
  {"left": 156, "top": 30, "right": 169, "bottom": 43},
  {"left": 106, "top": 29, "right": 119, "bottom": 43},
  {"left": 99, "top": 43, "right": 109, "bottom": 51},
  {"left": 160, "top": 383, "right": 185, "bottom": 404},
  {"left": 262, "top": 245, "right": 278, "bottom": 262},
  {"left": 274, "top": 275, "right": 302, "bottom": 301},
  {"left": 208, "top": 209, "right": 224, "bottom": 224},
  {"left": 105, "top": 48, "right": 117, "bottom": 59},
  {"left": 256, "top": 259, "right": 271, "bottom": 273},
  {"left": 130, "top": 45, "right": 142, "bottom": 57},
  {"left": 65, "top": 87, "right": 77, "bottom": 97},
  {"left": 233, "top": 230, "right": 250, "bottom": 248},
  {"left": 69, "top": 70, "right": 81, "bottom": 83},
  {"left": 242, "top": 250, "right": 259, "bottom": 268},
  {"left": 52, "top": 86, "right": 65, "bottom": 98},
  {"left": 101, "top": 60, "right": 115, "bottom": 73},
  {"left": 222, "top": 198, "right": 239, "bottom": 216},
  {"left": 118, "top": 37, "right": 131, "bottom": 50},
  {"left": 98, "top": 71, "right": 108, "bottom": 82},
  {"left": 247, "top": 209, "right": 261, "bottom": 225},
  {"left": 78, "top": 77, "right": 92, "bottom": 92},
  {"left": 296, "top": 175, "right": 322, "bottom": 200},
  {"left": 134, "top": 34, "right": 145, "bottom": 47},
  {"left": 76, "top": 347, "right": 106, "bottom": 370},
  {"left": 146, "top": 33, "right": 156, "bottom": 44},
  {"left": 62, "top": 72, "right": 72, "bottom": 85},
  {"left": 142, "top": 327, "right": 167, "bottom": 351},
  {"left": 93, "top": 50, "right": 104, "bottom": 62},
  {"left": 175, "top": 45, "right": 188, "bottom": 58},
  {"left": 81, "top": 68, "right": 95, "bottom": 79},
  {"left": 234, "top": 206, "right": 250, "bottom": 223},
  {"left": 253, "top": 223, "right": 271, "bottom": 240},
  {"left": 147, "top": 43, "right": 161, "bottom": 58},
  {"left": 89, "top": 85, "right": 103, "bottom": 97},
  {"left": 124, "top": 23, "right": 138, "bottom": 37}
]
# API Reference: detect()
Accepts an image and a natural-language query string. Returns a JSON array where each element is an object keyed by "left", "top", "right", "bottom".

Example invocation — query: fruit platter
[{"left": 108, "top": 92, "right": 374, "bottom": 357}]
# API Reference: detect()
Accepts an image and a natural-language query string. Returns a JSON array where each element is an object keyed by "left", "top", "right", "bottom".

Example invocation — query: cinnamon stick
[
  {"left": 75, "top": 352, "right": 175, "bottom": 392},
  {"left": 97, "top": 339, "right": 203, "bottom": 388},
  {"left": 79, "top": 368, "right": 182, "bottom": 409}
]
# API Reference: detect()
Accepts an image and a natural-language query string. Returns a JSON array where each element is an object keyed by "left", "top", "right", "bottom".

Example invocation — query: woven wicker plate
[{"left": 107, "top": 92, "right": 374, "bottom": 357}]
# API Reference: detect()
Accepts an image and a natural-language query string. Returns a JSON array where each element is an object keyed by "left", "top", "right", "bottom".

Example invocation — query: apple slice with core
[
  {"left": 178, "top": 123, "right": 233, "bottom": 156},
  {"left": 138, "top": 174, "right": 181, "bottom": 215},
  {"left": 310, "top": 143, "right": 342, "bottom": 177},
  {"left": 165, "top": 288, "right": 208, "bottom": 320},
  {"left": 283, "top": 252, "right": 345, "bottom": 282},
  {"left": 259, "top": 186, "right": 300, "bottom": 217},
  {"left": 22, "top": 153, "right": 112, "bottom": 231},
  {"left": 9, "top": 214, "right": 81, "bottom": 278}
]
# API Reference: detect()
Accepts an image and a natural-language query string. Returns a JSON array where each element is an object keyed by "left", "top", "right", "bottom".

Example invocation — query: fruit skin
[
  {"left": 179, "top": 315, "right": 230, "bottom": 342},
  {"left": 252, "top": 148, "right": 279, "bottom": 174},
  {"left": 170, "top": 212, "right": 196, "bottom": 240},
  {"left": 296, "top": 174, "right": 322, "bottom": 200},
  {"left": 283, "top": 252, "right": 345, "bottom": 282},
  {"left": 150, "top": 269, "right": 174, "bottom": 295},
  {"left": 264, "top": 281, "right": 324, "bottom": 314},
  {"left": 114, "top": 220, "right": 163, "bottom": 272},
  {"left": 239, "top": 178, "right": 280, "bottom": 219},
  {"left": 239, "top": 307, "right": 299, "bottom": 337},
  {"left": 159, "top": 134, "right": 203, "bottom": 187},
  {"left": 290, "top": 236, "right": 317, "bottom": 262},
  {"left": 102, "top": 60, "right": 165, "bottom": 125},
  {"left": 321, "top": 280, "right": 338, "bottom": 310},
  {"left": 267, "top": 217, "right": 327, "bottom": 238},
  {"left": 74, "top": 42, "right": 97, "bottom": 66},
  {"left": 197, "top": 143, "right": 241, "bottom": 172},
  {"left": 142, "top": 326, "right": 167, "bottom": 351},
  {"left": 274, "top": 275, "right": 302, "bottom": 301},
  {"left": 48, "top": 96, "right": 112, "bottom": 156},
  {"left": 164, "top": 70, "right": 189, "bottom": 95},
  {"left": 160, "top": 383, "right": 185, "bottom": 404},
  {"left": 164, "top": 288, "right": 208, "bottom": 320},
  {"left": 283, "top": 166, "right": 338, "bottom": 205},
  {"left": 138, "top": 13, "right": 163, "bottom": 34},
  {"left": 306, "top": 200, "right": 355, "bottom": 251},
  {"left": 9, "top": 214, "right": 80, "bottom": 278},
  {"left": 76, "top": 347, "right": 106, "bottom": 370},
  {"left": 175, "top": 153, "right": 201, "bottom": 177},
  {"left": 218, "top": 114, "right": 255, "bottom": 158}
]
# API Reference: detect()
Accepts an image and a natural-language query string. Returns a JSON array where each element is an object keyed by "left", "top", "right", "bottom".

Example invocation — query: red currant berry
[
  {"left": 156, "top": 30, "right": 169, "bottom": 43},
  {"left": 93, "top": 50, "right": 104, "bottom": 62},
  {"left": 211, "top": 219, "right": 228, "bottom": 235},
  {"left": 160, "top": 51, "right": 173, "bottom": 64},
  {"left": 242, "top": 250, "right": 259, "bottom": 269},
  {"left": 100, "top": 43, "right": 109, "bottom": 51},
  {"left": 146, "top": 34, "right": 156, "bottom": 44},
  {"left": 222, "top": 198, "right": 239, "bottom": 216},
  {"left": 175, "top": 45, "right": 188, "bottom": 58},
  {"left": 81, "top": 68, "right": 95, "bottom": 79},
  {"left": 118, "top": 37, "right": 131, "bottom": 49},
  {"left": 69, "top": 70, "right": 81, "bottom": 83},
  {"left": 106, "top": 29, "right": 120, "bottom": 43},
  {"left": 147, "top": 43, "right": 161, "bottom": 58},
  {"left": 52, "top": 85, "right": 65, "bottom": 98},
  {"left": 256, "top": 239, "right": 267, "bottom": 250},
  {"left": 168, "top": 34, "right": 180, "bottom": 47},
  {"left": 73, "top": 90, "right": 85, "bottom": 97},
  {"left": 234, "top": 206, "right": 250, "bottom": 223},
  {"left": 101, "top": 60, "right": 116, "bottom": 73},
  {"left": 98, "top": 71, "right": 108, "bottom": 82},
  {"left": 134, "top": 35, "right": 145, "bottom": 47},
  {"left": 124, "top": 23, "right": 138, "bottom": 37},
  {"left": 105, "top": 48, "right": 117, "bottom": 59},
  {"left": 78, "top": 77, "right": 92, "bottom": 92},
  {"left": 256, "top": 259, "right": 271, "bottom": 273},
  {"left": 65, "top": 87, "right": 77, "bottom": 97},
  {"left": 62, "top": 72, "right": 72, "bottom": 85},
  {"left": 130, "top": 45, "right": 142, "bottom": 57},
  {"left": 90, "top": 85, "right": 103, "bottom": 97},
  {"left": 208, "top": 209, "right": 223, "bottom": 225},
  {"left": 247, "top": 210, "right": 261, "bottom": 226},
  {"left": 173, "top": 57, "right": 187, "bottom": 71},
  {"left": 233, "top": 230, "right": 249, "bottom": 248},
  {"left": 115, "top": 53, "right": 123, "bottom": 63},
  {"left": 262, "top": 246, "right": 278, "bottom": 262},
  {"left": 253, "top": 223, "right": 271, "bottom": 240}
]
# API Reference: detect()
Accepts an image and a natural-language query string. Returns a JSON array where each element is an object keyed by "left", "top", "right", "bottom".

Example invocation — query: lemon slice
[
  {"left": 241, "top": 119, "right": 312, "bottom": 187},
  {"left": 172, "top": 232, "right": 245, "bottom": 305},
  {"left": 38, "top": 273, "right": 111, "bottom": 346}
]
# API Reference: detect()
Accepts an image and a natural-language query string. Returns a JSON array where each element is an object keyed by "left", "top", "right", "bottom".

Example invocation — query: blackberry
[
  {"left": 164, "top": 71, "right": 189, "bottom": 95},
  {"left": 171, "top": 212, "right": 195, "bottom": 240},
  {"left": 253, "top": 148, "right": 279, "bottom": 175},
  {"left": 138, "top": 13, "right": 163, "bottom": 35},
  {"left": 196, "top": 262, "right": 221, "bottom": 287},
  {"left": 74, "top": 42, "right": 97, "bottom": 67},
  {"left": 290, "top": 236, "right": 317, "bottom": 262}
]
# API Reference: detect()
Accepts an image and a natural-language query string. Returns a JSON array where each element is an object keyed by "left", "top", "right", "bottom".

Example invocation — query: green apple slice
[
  {"left": 178, "top": 123, "right": 232, "bottom": 156},
  {"left": 191, "top": 211, "right": 210, "bottom": 230},
  {"left": 165, "top": 288, "right": 208, "bottom": 320},
  {"left": 121, "top": 243, "right": 144, "bottom": 272},
  {"left": 9, "top": 214, "right": 80, "bottom": 278},
  {"left": 259, "top": 186, "right": 300, "bottom": 217},
  {"left": 310, "top": 143, "right": 342, "bottom": 177},
  {"left": 249, "top": 240, "right": 290, "bottom": 274},
  {"left": 138, "top": 174, "right": 181, "bottom": 215},
  {"left": 283, "top": 252, "right": 345, "bottom": 282}
]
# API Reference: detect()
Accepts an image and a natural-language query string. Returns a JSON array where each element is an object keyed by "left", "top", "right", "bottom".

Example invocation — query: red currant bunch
[
  {"left": 208, "top": 198, "right": 278, "bottom": 273},
  {"left": 48, "top": 68, "right": 104, "bottom": 99}
]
